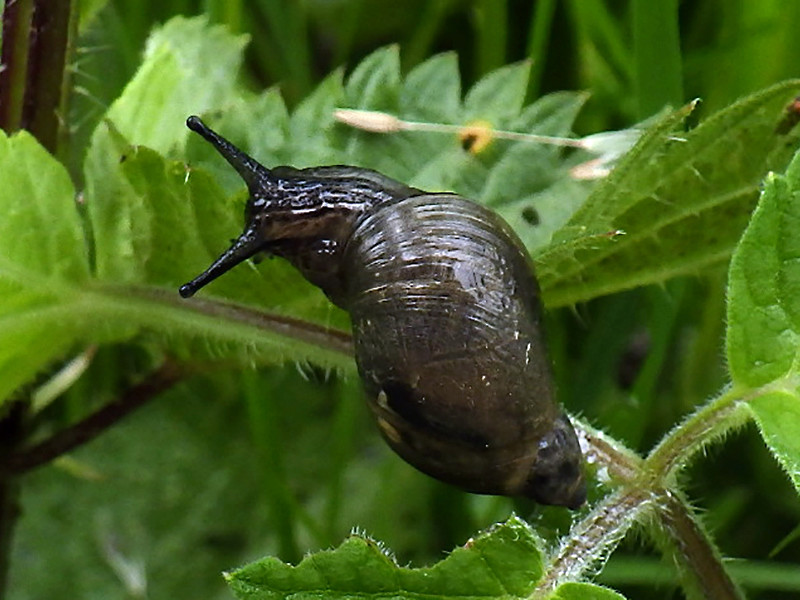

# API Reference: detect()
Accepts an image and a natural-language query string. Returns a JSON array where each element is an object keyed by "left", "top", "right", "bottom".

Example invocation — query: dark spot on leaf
[
  {"left": 522, "top": 206, "right": 540, "bottom": 226},
  {"left": 461, "top": 132, "right": 479, "bottom": 152}
]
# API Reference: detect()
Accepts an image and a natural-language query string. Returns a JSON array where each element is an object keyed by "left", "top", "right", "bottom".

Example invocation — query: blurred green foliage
[{"left": 3, "top": 1, "right": 800, "bottom": 599}]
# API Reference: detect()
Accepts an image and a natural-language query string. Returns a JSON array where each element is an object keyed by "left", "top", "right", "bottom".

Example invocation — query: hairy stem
[
  {"left": 0, "top": 0, "right": 76, "bottom": 155},
  {"left": 545, "top": 385, "right": 755, "bottom": 596},
  {"left": 25, "top": 0, "right": 75, "bottom": 156},
  {"left": 0, "top": 361, "right": 184, "bottom": 476},
  {"left": 574, "top": 418, "right": 642, "bottom": 483},
  {"left": 531, "top": 486, "right": 655, "bottom": 599},
  {"left": 646, "top": 389, "right": 751, "bottom": 482},
  {"left": 656, "top": 490, "right": 745, "bottom": 600},
  {"left": 119, "top": 286, "right": 355, "bottom": 358}
]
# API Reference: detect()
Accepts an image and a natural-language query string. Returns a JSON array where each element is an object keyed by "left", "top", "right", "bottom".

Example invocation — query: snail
[{"left": 180, "top": 115, "right": 586, "bottom": 509}]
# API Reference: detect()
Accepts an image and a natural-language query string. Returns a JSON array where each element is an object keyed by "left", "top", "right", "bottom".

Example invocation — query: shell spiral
[{"left": 343, "top": 195, "right": 585, "bottom": 507}]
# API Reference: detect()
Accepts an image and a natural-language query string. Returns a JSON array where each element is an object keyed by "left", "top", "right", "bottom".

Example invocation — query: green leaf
[
  {"left": 104, "top": 15, "right": 248, "bottom": 155},
  {"left": 549, "top": 582, "right": 626, "bottom": 600},
  {"left": 226, "top": 514, "right": 630, "bottom": 600},
  {"left": 749, "top": 391, "right": 800, "bottom": 493},
  {"left": 226, "top": 515, "right": 545, "bottom": 600},
  {"left": 726, "top": 147, "right": 800, "bottom": 492},
  {"left": 387, "top": 52, "right": 465, "bottom": 185},
  {"left": 727, "top": 150, "right": 800, "bottom": 387},
  {"left": 509, "top": 90, "right": 589, "bottom": 137},
  {"left": 288, "top": 69, "right": 346, "bottom": 167},
  {"left": 0, "top": 129, "right": 90, "bottom": 402},
  {"left": 0, "top": 116, "right": 354, "bottom": 406},
  {"left": 537, "top": 80, "right": 800, "bottom": 308},
  {"left": 83, "top": 124, "right": 352, "bottom": 365},
  {"left": 0, "top": 132, "right": 88, "bottom": 282},
  {"left": 400, "top": 52, "right": 462, "bottom": 123},
  {"left": 463, "top": 61, "right": 532, "bottom": 124},
  {"left": 344, "top": 45, "right": 401, "bottom": 111},
  {"left": 340, "top": 46, "right": 408, "bottom": 176}
]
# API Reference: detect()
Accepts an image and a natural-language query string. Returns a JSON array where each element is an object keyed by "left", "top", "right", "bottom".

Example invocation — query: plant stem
[
  {"left": 0, "top": 403, "right": 27, "bottom": 600},
  {"left": 119, "top": 286, "right": 355, "bottom": 358},
  {"left": 243, "top": 370, "right": 302, "bottom": 563},
  {"left": 657, "top": 490, "right": 745, "bottom": 600},
  {"left": 645, "top": 388, "right": 751, "bottom": 482},
  {"left": 0, "top": 0, "right": 76, "bottom": 155},
  {"left": 0, "top": 0, "right": 35, "bottom": 133},
  {"left": 25, "top": 0, "right": 75, "bottom": 157},
  {"left": 547, "top": 386, "right": 753, "bottom": 597},
  {"left": 574, "top": 417, "right": 642, "bottom": 482},
  {"left": 0, "top": 361, "right": 184, "bottom": 476},
  {"left": 531, "top": 486, "right": 655, "bottom": 599}
]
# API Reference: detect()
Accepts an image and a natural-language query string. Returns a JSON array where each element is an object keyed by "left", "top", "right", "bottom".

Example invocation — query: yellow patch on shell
[{"left": 376, "top": 417, "right": 402, "bottom": 445}]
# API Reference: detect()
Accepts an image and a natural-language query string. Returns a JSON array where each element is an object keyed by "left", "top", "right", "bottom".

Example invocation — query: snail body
[{"left": 180, "top": 116, "right": 586, "bottom": 509}]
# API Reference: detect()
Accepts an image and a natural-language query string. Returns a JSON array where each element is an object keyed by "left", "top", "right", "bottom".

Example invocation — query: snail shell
[{"left": 180, "top": 115, "right": 585, "bottom": 509}]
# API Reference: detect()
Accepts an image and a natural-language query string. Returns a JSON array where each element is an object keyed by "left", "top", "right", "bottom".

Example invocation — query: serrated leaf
[
  {"left": 463, "top": 62, "right": 531, "bottom": 124},
  {"left": 336, "top": 51, "right": 464, "bottom": 183},
  {"left": 339, "top": 46, "right": 407, "bottom": 175},
  {"left": 502, "top": 179, "right": 593, "bottom": 253},
  {"left": 0, "top": 132, "right": 88, "bottom": 283},
  {"left": 104, "top": 15, "right": 248, "bottom": 154},
  {"left": 84, "top": 123, "right": 154, "bottom": 284},
  {"left": 83, "top": 124, "right": 351, "bottom": 365},
  {"left": 537, "top": 80, "right": 800, "bottom": 308},
  {"left": 400, "top": 52, "right": 462, "bottom": 123},
  {"left": 226, "top": 516, "right": 545, "bottom": 600},
  {"left": 510, "top": 91, "right": 589, "bottom": 137},
  {"left": 0, "top": 130, "right": 90, "bottom": 403},
  {"left": 373, "top": 52, "right": 466, "bottom": 183}
]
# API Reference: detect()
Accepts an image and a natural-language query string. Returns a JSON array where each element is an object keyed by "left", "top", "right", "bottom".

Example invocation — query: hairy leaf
[
  {"left": 727, "top": 148, "right": 800, "bottom": 492},
  {"left": 0, "top": 130, "right": 90, "bottom": 401},
  {"left": 84, "top": 127, "right": 352, "bottom": 366},
  {"left": 537, "top": 81, "right": 800, "bottom": 308},
  {"left": 749, "top": 391, "right": 800, "bottom": 494},
  {"left": 226, "top": 515, "right": 627, "bottom": 600},
  {"left": 727, "top": 152, "right": 800, "bottom": 387}
]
